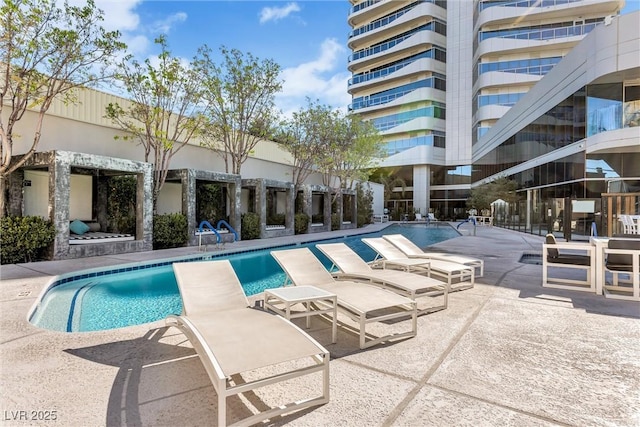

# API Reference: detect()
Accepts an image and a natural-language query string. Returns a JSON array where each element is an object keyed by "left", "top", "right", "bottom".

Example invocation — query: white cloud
[
  {"left": 276, "top": 38, "right": 351, "bottom": 116},
  {"left": 151, "top": 12, "right": 188, "bottom": 34},
  {"left": 259, "top": 2, "right": 301, "bottom": 24},
  {"left": 91, "top": 0, "right": 142, "bottom": 32}
]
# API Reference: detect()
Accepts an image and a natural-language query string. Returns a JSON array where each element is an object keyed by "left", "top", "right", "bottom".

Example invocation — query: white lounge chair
[
  {"left": 167, "top": 260, "right": 329, "bottom": 427},
  {"left": 316, "top": 242, "right": 448, "bottom": 314},
  {"left": 365, "top": 237, "right": 475, "bottom": 292},
  {"left": 383, "top": 233, "right": 484, "bottom": 277},
  {"left": 271, "top": 247, "right": 417, "bottom": 349}
]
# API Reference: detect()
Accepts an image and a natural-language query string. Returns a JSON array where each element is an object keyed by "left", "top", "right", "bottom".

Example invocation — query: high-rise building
[{"left": 347, "top": 0, "right": 637, "bottom": 232}]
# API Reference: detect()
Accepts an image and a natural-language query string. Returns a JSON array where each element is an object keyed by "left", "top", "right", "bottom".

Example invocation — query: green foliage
[
  {"left": 278, "top": 99, "right": 384, "bottom": 192},
  {"left": 108, "top": 176, "right": 136, "bottom": 234},
  {"left": 268, "top": 213, "right": 285, "bottom": 226},
  {"left": 369, "top": 167, "right": 407, "bottom": 200},
  {"left": 1, "top": 216, "right": 56, "bottom": 264},
  {"left": 198, "top": 46, "right": 283, "bottom": 175},
  {"left": 1, "top": 0, "right": 126, "bottom": 185},
  {"left": 107, "top": 36, "right": 208, "bottom": 212},
  {"left": 294, "top": 213, "right": 309, "bottom": 234},
  {"left": 356, "top": 183, "right": 374, "bottom": 227},
  {"left": 331, "top": 213, "right": 340, "bottom": 231},
  {"left": 467, "top": 177, "right": 519, "bottom": 211},
  {"left": 241, "top": 212, "right": 260, "bottom": 240},
  {"left": 153, "top": 213, "right": 188, "bottom": 250},
  {"left": 196, "top": 183, "right": 225, "bottom": 223}
]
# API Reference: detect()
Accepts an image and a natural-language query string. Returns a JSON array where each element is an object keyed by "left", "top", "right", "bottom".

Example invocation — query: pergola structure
[
  {"left": 165, "top": 169, "right": 242, "bottom": 246},
  {"left": 241, "top": 178, "right": 295, "bottom": 238},
  {"left": 6, "top": 150, "right": 153, "bottom": 260}
]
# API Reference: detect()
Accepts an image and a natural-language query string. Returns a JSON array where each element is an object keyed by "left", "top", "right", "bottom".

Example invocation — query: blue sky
[
  {"left": 92, "top": 0, "right": 640, "bottom": 117},
  {"left": 93, "top": 0, "right": 352, "bottom": 117}
]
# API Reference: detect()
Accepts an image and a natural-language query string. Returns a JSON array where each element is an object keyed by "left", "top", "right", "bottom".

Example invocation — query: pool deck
[{"left": 1, "top": 223, "right": 639, "bottom": 426}]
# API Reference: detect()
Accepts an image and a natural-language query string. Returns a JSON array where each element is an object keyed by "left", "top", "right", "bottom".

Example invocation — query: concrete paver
[{"left": 1, "top": 223, "right": 639, "bottom": 426}]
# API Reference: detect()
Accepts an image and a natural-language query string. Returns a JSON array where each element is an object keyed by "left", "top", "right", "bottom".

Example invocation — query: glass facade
[
  {"left": 478, "top": 0, "right": 582, "bottom": 12},
  {"left": 478, "top": 19, "right": 603, "bottom": 43},
  {"left": 372, "top": 102, "right": 445, "bottom": 131},
  {"left": 349, "top": 47, "right": 446, "bottom": 86},
  {"left": 350, "top": 20, "right": 446, "bottom": 62},
  {"left": 473, "top": 88, "right": 587, "bottom": 181},
  {"left": 474, "top": 57, "right": 562, "bottom": 80},
  {"left": 473, "top": 81, "right": 640, "bottom": 238},
  {"left": 350, "top": 74, "right": 446, "bottom": 111},
  {"left": 384, "top": 132, "right": 446, "bottom": 155}
]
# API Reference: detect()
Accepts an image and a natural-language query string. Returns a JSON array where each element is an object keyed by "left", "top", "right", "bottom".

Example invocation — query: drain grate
[
  {"left": 17, "top": 291, "right": 32, "bottom": 297},
  {"left": 519, "top": 253, "right": 542, "bottom": 265}
]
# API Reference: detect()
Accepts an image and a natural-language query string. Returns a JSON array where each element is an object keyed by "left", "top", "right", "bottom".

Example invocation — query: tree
[
  {"left": 369, "top": 167, "right": 408, "bottom": 201},
  {"left": 277, "top": 98, "right": 335, "bottom": 191},
  {"left": 105, "top": 36, "right": 208, "bottom": 213},
  {"left": 0, "top": 0, "right": 126, "bottom": 215},
  {"left": 330, "top": 114, "right": 383, "bottom": 191},
  {"left": 467, "top": 176, "right": 519, "bottom": 211},
  {"left": 319, "top": 111, "right": 383, "bottom": 197},
  {"left": 198, "top": 46, "right": 282, "bottom": 175}
]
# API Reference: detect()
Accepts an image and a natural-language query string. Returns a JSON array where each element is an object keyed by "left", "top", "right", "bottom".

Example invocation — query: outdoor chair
[
  {"left": 382, "top": 233, "right": 484, "bottom": 277},
  {"left": 542, "top": 234, "right": 595, "bottom": 292},
  {"left": 271, "top": 247, "right": 418, "bottom": 349},
  {"left": 167, "top": 260, "right": 329, "bottom": 427},
  {"left": 361, "top": 237, "right": 476, "bottom": 292},
  {"left": 316, "top": 242, "right": 448, "bottom": 314},
  {"left": 603, "top": 238, "right": 640, "bottom": 301}
]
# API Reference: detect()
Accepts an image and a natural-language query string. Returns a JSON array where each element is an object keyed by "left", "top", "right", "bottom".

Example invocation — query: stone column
[{"left": 52, "top": 153, "right": 71, "bottom": 259}]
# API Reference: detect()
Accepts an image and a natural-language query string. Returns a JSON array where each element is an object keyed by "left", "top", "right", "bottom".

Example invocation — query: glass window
[
  {"left": 586, "top": 83, "right": 623, "bottom": 136},
  {"left": 624, "top": 85, "right": 640, "bottom": 128}
]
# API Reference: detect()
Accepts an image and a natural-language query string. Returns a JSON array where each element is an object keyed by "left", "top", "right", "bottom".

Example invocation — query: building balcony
[{"left": 474, "top": 0, "right": 621, "bottom": 31}]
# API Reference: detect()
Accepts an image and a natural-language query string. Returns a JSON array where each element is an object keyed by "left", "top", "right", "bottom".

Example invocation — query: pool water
[{"left": 30, "top": 225, "right": 459, "bottom": 332}]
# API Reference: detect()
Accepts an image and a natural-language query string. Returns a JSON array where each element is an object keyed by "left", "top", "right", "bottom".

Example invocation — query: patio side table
[{"left": 264, "top": 286, "right": 337, "bottom": 344}]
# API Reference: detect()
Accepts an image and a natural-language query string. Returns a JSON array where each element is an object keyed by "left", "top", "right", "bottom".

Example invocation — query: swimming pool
[{"left": 29, "top": 225, "right": 459, "bottom": 332}]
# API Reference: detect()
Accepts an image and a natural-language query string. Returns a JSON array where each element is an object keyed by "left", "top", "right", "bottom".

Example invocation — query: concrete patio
[{"left": 1, "top": 224, "right": 639, "bottom": 426}]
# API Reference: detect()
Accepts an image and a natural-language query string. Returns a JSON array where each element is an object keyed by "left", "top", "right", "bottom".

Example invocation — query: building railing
[
  {"left": 349, "top": 47, "right": 445, "bottom": 86},
  {"left": 478, "top": 0, "right": 582, "bottom": 12},
  {"left": 350, "top": 1, "right": 420, "bottom": 38}
]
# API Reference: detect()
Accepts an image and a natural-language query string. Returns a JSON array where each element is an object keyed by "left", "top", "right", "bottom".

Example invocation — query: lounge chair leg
[{"left": 218, "top": 381, "right": 226, "bottom": 427}]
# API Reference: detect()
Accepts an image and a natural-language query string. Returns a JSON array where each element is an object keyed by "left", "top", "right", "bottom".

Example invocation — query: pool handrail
[
  {"left": 197, "top": 220, "right": 221, "bottom": 244},
  {"left": 216, "top": 219, "right": 238, "bottom": 241}
]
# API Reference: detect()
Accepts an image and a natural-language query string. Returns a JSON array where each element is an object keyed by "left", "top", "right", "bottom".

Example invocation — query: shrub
[
  {"left": 1, "top": 216, "right": 56, "bottom": 264},
  {"left": 356, "top": 183, "right": 374, "bottom": 227},
  {"left": 241, "top": 212, "right": 260, "bottom": 240},
  {"left": 153, "top": 213, "right": 188, "bottom": 250},
  {"left": 331, "top": 213, "right": 340, "bottom": 231},
  {"left": 108, "top": 176, "right": 137, "bottom": 234},
  {"left": 267, "top": 213, "right": 285, "bottom": 226},
  {"left": 294, "top": 213, "right": 309, "bottom": 234}
]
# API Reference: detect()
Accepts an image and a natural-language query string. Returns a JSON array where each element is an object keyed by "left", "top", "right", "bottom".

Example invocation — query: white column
[{"left": 413, "top": 165, "right": 430, "bottom": 215}]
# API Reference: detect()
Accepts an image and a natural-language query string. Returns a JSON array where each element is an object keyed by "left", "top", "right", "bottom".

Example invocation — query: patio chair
[
  {"left": 360, "top": 237, "right": 475, "bottom": 292},
  {"left": 382, "top": 233, "right": 484, "bottom": 277},
  {"left": 542, "top": 234, "right": 595, "bottom": 292},
  {"left": 271, "top": 247, "right": 417, "bottom": 349},
  {"left": 603, "top": 238, "right": 640, "bottom": 301},
  {"left": 316, "top": 242, "right": 448, "bottom": 314},
  {"left": 167, "top": 260, "right": 329, "bottom": 427}
]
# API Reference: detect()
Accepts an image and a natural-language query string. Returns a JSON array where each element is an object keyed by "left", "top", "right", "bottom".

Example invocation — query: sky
[
  {"left": 91, "top": 0, "right": 640, "bottom": 118},
  {"left": 91, "top": 0, "right": 353, "bottom": 118}
]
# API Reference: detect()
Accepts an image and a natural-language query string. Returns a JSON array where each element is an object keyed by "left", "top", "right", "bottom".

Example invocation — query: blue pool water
[{"left": 30, "top": 225, "right": 459, "bottom": 332}]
